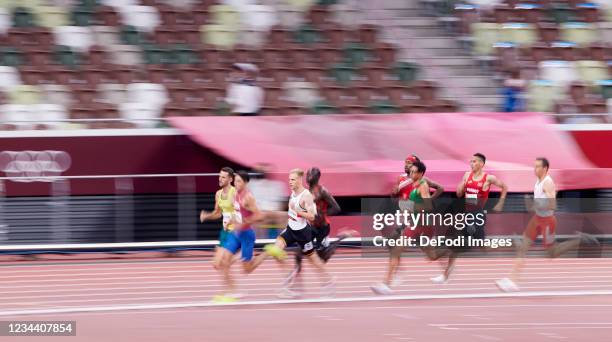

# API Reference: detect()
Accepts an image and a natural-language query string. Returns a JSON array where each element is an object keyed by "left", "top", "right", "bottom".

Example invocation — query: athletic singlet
[
  {"left": 397, "top": 173, "right": 415, "bottom": 200},
  {"left": 465, "top": 171, "right": 490, "bottom": 209},
  {"left": 312, "top": 185, "right": 330, "bottom": 227},
  {"left": 234, "top": 188, "right": 254, "bottom": 228},
  {"left": 534, "top": 175, "right": 554, "bottom": 217},
  {"left": 288, "top": 189, "right": 311, "bottom": 231},
  {"left": 408, "top": 179, "right": 426, "bottom": 204},
  {"left": 217, "top": 186, "right": 237, "bottom": 231}
]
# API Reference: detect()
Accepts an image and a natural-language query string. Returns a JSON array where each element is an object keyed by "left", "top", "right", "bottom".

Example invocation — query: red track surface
[{"left": 2, "top": 255, "right": 612, "bottom": 341}]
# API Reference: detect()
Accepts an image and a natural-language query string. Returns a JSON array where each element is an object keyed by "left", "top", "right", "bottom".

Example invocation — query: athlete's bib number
[
  {"left": 302, "top": 241, "right": 313, "bottom": 252},
  {"left": 466, "top": 193, "right": 478, "bottom": 205}
]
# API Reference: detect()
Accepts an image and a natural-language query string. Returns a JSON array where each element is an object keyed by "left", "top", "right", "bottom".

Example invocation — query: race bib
[{"left": 466, "top": 193, "right": 478, "bottom": 205}]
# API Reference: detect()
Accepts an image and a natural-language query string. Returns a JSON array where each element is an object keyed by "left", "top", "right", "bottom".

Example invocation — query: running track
[{"left": 2, "top": 255, "right": 612, "bottom": 341}]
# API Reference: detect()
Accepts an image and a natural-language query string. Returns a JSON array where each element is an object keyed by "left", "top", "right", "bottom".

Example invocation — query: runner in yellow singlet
[{"left": 200, "top": 167, "right": 238, "bottom": 269}]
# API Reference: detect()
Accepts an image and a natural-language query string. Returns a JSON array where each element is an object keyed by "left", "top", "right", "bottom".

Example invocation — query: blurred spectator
[
  {"left": 225, "top": 63, "right": 264, "bottom": 116},
  {"left": 502, "top": 70, "right": 526, "bottom": 112},
  {"left": 248, "top": 163, "right": 287, "bottom": 239}
]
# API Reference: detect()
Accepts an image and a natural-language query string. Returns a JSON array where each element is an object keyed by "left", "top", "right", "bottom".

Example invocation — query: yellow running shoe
[
  {"left": 212, "top": 295, "right": 238, "bottom": 303},
  {"left": 264, "top": 244, "right": 286, "bottom": 260}
]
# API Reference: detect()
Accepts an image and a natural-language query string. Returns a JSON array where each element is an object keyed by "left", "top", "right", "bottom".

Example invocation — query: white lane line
[
  {"left": 2, "top": 289, "right": 612, "bottom": 317},
  {"left": 431, "top": 322, "right": 612, "bottom": 326},
  {"left": 7, "top": 265, "right": 612, "bottom": 279},
  {"left": 3, "top": 302, "right": 612, "bottom": 318},
  {"left": 538, "top": 332, "right": 568, "bottom": 340},
  {"left": 472, "top": 334, "right": 501, "bottom": 341},
  {"left": 3, "top": 269, "right": 611, "bottom": 284},
  {"left": 436, "top": 327, "right": 612, "bottom": 331},
  {"left": 0, "top": 281, "right": 612, "bottom": 305},
  {"left": 1, "top": 283, "right": 612, "bottom": 304},
  {"left": 0, "top": 258, "right": 607, "bottom": 269},
  {"left": 3, "top": 278, "right": 612, "bottom": 294}
]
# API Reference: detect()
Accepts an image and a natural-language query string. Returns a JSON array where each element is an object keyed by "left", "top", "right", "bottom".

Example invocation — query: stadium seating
[
  {"left": 18, "top": 0, "right": 611, "bottom": 129},
  {"left": 446, "top": 0, "right": 611, "bottom": 116}
]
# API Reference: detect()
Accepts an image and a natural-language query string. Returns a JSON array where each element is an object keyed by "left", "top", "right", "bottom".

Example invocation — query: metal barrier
[{"left": 0, "top": 172, "right": 223, "bottom": 253}]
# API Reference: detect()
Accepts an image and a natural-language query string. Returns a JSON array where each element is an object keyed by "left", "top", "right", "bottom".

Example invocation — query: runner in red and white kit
[
  {"left": 496, "top": 157, "right": 599, "bottom": 292},
  {"left": 371, "top": 155, "right": 445, "bottom": 295},
  {"left": 431, "top": 152, "right": 508, "bottom": 284}
]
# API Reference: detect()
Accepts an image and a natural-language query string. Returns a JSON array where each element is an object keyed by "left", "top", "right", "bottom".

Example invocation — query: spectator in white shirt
[{"left": 225, "top": 63, "right": 264, "bottom": 116}]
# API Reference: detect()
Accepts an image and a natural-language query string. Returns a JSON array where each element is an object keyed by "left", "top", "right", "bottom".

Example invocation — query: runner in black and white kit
[{"left": 250, "top": 168, "right": 335, "bottom": 298}]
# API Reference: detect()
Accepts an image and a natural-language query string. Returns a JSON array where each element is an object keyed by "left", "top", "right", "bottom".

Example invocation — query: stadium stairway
[{"left": 358, "top": 0, "right": 503, "bottom": 112}]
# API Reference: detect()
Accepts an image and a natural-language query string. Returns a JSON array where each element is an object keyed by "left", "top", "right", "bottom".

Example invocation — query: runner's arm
[
  {"left": 488, "top": 175, "right": 508, "bottom": 212},
  {"left": 420, "top": 182, "right": 433, "bottom": 211},
  {"left": 297, "top": 192, "right": 317, "bottom": 221},
  {"left": 425, "top": 177, "right": 444, "bottom": 199},
  {"left": 456, "top": 172, "right": 469, "bottom": 198},
  {"left": 200, "top": 192, "right": 222, "bottom": 222},
  {"left": 323, "top": 188, "right": 341, "bottom": 216},
  {"left": 543, "top": 179, "right": 557, "bottom": 210}
]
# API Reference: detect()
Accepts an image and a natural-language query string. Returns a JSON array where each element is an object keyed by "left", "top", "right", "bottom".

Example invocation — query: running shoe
[
  {"left": 212, "top": 294, "right": 239, "bottom": 303},
  {"left": 370, "top": 283, "right": 393, "bottom": 295},
  {"left": 264, "top": 244, "right": 287, "bottom": 260},
  {"left": 430, "top": 274, "right": 448, "bottom": 284},
  {"left": 495, "top": 278, "right": 520, "bottom": 292},
  {"left": 431, "top": 264, "right": 454, "bottom": 284},
  {"left": 277, "top": 288, "right": 301, "bottom": 299}
]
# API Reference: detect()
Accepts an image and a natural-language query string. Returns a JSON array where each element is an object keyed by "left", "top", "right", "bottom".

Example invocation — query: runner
[
  {"left": 371, "top": 156, "right": 445, "bottom": 295},
  {"left": 285, "top": 167, "right": 357, "bottom": 295},
  {"left": 496, "top": 157, "right": 599, "bottom": 292},
  {"left": 251, "top": 168, "right": 335, "bottom": 298},
  {"left": 200, "top": 167, "right": 237, "bottom": 270},
  {"left": 211, "top": 170, "right": 263, "bottom": 302},
  {"left": 431, "top": 152, "right": 508, "bottom": 284}
]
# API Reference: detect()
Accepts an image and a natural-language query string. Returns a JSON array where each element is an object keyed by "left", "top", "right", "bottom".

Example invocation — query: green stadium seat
[
  {"left": 596, "top": 80, "right": 612, "bottom": 100},
  {"left": 12, "top": 7, "right": 36, "bottom": 27},
  {"left": 527, "top": 79, "right": 560, "bottom": 112},
  {"left": 54, "top": 45, "right": 81, "bottom": 66},
  {"left": 369, "top": 99, "right": 400, "bottom": 114},
  {"left": 548, "top": 3, "right": 577, "bottom": 24},
  {"left": 142, "top": 44, "right": 167, "bottom": 64},
  {"left": 471, "top": 22, "right": 500, "bottom": 56},
  {"left": 76, "top": 0, "right": 100, "bottom": 11},
  {"left": 560, "top": 22, "right": 599, "bottom": 47},
  {"left": 343, "top": 42, "right": 371, "bottom": 66},
  {"left": 576, "top": 60, "right": 609, "bottom": 84},
  {"left": 310, "top": 100, "right": 339, "bottom": 114},
  {"left": 1, "top": 47, "right": 24, "bottom": 67},
  {"left": 393, "top": 62, "right": 420, "bottom": 85},
  {"left": 120, "top": 25, "right": 144, "bottom": 45},
  {"left": 294, "top": 25, "right": 322, "bottom": 44},
  {"left": 71, "top": 7, "right": 95, "bottom": 26},
  {"left": 329, "top": 63, "right": 355, "bottom": 86},
  {"left": 168, "top": 44, "right": 199, "bottom": 64},
  {"left": 317, "top": 0, "right": 338, "bottom": 5}
]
